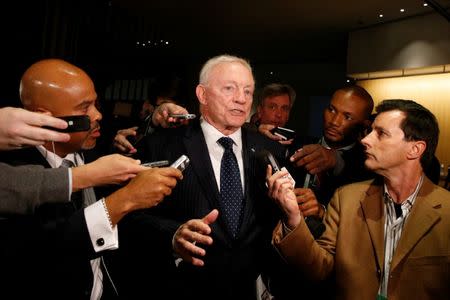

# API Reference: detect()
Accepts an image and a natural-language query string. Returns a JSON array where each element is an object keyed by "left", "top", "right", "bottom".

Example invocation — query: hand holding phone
[
  {"left": 257, "top": 149, "right": 295, "bottom": 188},
  {"left": 170, "top": 155, "right": 190, "bottom": 172},
  {"left": 141, "top": 160, "right": 169, "bottom": 168},
  {"left": 169, "top": 114, "right": 196, "bottom": 120},
  {"left": 43, "top": 115, "right": 90, "bottom": 133},
  {"left": 269, "top": 127, "right": 296, "bottom": 140}
]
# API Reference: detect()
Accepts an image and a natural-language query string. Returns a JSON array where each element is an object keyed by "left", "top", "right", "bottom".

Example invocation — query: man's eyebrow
[{"left": 374, "top": 125, "right": 391, "bottom": 136}]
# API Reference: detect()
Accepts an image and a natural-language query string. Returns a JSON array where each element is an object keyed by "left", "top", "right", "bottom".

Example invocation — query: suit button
[{"left": 96, "top": 238, "right": 105, "bottom": 246}]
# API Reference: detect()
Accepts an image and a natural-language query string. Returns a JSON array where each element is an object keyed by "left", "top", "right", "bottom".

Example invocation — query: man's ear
[
  {"left": 407, "top": 140, "right": 426, "bottom": 160},
  {"left": 196, "top": 84, "right": 207, "bottom": 105}
]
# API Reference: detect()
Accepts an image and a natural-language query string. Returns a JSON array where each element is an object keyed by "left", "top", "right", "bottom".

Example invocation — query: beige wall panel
[{"left": 358, "top": 73, "right": 450, "bottom": 170}]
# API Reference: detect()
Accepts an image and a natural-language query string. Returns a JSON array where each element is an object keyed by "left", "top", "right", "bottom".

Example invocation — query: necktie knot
[{"left": 218, "top": 137, "right": 234, "bottom": 151}]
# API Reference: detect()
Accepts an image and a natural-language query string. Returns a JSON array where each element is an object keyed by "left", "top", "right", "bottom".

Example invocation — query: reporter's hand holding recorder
[
  {"left": 265, "top": 155, "right": 325, "bottom": 230},
  {"left": 258, "top": 124, "right": 294, "bottom": 145},
  {"left": 113, "top": 102, "right": 195, "bottom": 154},
  {"left": 0, "top": 107, "right": 70, "bottom": 150},
  {"left": 0, "top": 106, "right": 183, "bottom": 221}
]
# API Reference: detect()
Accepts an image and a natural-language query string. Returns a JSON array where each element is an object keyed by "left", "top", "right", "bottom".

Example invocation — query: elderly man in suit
[
  {"left": 267, "top": 99, "right": 450, "bottom": 299},
  {"left": 127, "top": 54, "right": 285, "bottom": 299}
]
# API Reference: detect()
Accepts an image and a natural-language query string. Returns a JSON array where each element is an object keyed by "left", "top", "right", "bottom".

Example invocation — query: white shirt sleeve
[{"left": 84, "top": 199, "right": 119, "bottom": 252}]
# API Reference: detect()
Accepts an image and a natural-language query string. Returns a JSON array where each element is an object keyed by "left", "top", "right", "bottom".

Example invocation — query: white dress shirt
[
  {"left": 36, "top": 146, "right": 119, "bottom": 299},
  {"left": 200, "top": 117, "right": 245, "bottom": 192}
]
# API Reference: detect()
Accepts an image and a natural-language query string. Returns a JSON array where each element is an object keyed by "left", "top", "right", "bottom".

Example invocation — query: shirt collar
[
  {"left": 320, "top": 137, "right": 355, "bottom": 151},
  {"left": 200, "top": 116, "right": 242, "bottom": 150},
  {"left": 36, "top": 145, "right": 79, "bottom": 168},
  {"left": 383, "top": 174, "right": 424, "bottom": 209}
]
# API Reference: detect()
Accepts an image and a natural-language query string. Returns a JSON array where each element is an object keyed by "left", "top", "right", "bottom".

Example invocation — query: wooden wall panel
[{"left": 358, "top": 73, "right": 450, "bottom": 170}]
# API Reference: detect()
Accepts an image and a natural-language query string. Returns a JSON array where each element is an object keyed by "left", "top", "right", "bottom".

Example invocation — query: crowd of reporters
[{"left": 0, "top": 54, "right": 449, "bottom": 300}]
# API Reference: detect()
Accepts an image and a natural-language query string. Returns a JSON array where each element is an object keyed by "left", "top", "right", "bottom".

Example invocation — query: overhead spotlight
[
  {"left": 142, "top": 43, "right": 146, "bottom": 47},
  {"left": 423, "top": 3, "right": 428, "bottom": 6},
  {"left": 269, "top": 71, "right": 273, "bottom": 75},
  {"left": 400, "top": 8, "right": 405, "bottom": 12},
  {"left": 379, "top": 14, "right": 383, "bottom": 18},
  {"left": 136, "top": 41, "right": 140, "bottom": 45},
  {"left": 165, "top": 41, "right": 169, "bottom": 45}
]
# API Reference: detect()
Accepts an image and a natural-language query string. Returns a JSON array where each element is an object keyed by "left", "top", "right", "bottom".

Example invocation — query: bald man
[{"left": 0, "top": 59, "right": 182, "bottom": 299}]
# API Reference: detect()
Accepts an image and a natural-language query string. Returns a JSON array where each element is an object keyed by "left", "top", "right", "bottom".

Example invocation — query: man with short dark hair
[
  {"left": 268, "top": 99, "right": 450, "bottom": 299},
  {"left": 290, "top": 85, "right": 375, "bottom": 210}
]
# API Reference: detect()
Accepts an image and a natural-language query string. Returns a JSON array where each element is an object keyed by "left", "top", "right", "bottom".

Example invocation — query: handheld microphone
[
  {"left": 257, "top": 149, "right": 325, "bottom": 238},
  {"left": 255, "top": 149, "right": 281, "bottom": 174},
  {"left": 255, "top": 149, "right": 295, "bottom": 187}
]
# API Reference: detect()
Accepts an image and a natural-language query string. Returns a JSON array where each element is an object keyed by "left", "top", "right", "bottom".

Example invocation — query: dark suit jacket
[
  {"left": 120, "top": 120, "right": 286, "bottom": 299},
  {"left": 273, "top": 177, "right": 450, "bottom": 299},
  {"left": 0, "top": 147, "right": 111, "bottom": 299}
]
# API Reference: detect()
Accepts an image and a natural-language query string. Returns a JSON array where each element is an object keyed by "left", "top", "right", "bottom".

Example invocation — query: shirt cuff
[
  {"left": 281, "top": 217, "right": 302, "bottom": 238},
  {"left": 85, "top": 199, "right": 119, "bottom": 252}
]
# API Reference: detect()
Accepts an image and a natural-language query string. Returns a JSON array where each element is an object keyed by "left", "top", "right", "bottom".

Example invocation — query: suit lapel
[
  {"left": 236, "top": 127, "right": 256, "bottom": 239},
  {"left": 183, "top": 124, "right": 221, "bottom": 209},
  {"left": 360, "top": 179, "right": 385, "bottom": 274},
  {"left": 390, "top": 178, "right": 441, "bottom": 271}
]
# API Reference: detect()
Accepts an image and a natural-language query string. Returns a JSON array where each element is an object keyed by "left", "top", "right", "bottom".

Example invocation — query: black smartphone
[
  {"left": 256, "top": 149, "right": 281, "bottom": 174},
  {"left": 170, "top": 155, "right": 190, "bottom": 172},
  {"left": 128, "top": 114, "right": 153, "bottom": 146},
  {"left": 141, "top": 160, "right": 169, "bottom": 168},
  {"left": 270, "top": 126, "right": 296, "bottom": 140},
  {"left": 44, "top": 115, "right": 90, "bottom": 132}
]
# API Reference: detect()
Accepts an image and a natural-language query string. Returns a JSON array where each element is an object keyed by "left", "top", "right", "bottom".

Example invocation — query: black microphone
[{"left": 255, "top": 149, "right": 281, "bottom": 174}]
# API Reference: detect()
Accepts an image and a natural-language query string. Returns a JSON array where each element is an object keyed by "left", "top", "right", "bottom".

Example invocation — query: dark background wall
[{"left": 0, "top": 0, "right": 352, "bottom": 149}]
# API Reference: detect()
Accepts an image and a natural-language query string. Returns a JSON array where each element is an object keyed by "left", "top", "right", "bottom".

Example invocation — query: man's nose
[
  {"left": 330, "top": 113, "right": 343, "bottom": 126},
  {"left": 234, "top": 89, "right": 247, "bottom": 103},
  {"left": 91, "top": 105, "right": 102, "bottom": 122}
]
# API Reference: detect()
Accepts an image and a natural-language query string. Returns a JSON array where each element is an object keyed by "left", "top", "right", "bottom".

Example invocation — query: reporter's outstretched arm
[
  {"left": 0, "top": 107, "right": 70, "bottom": 150},
  {"left": 71, "top": 153, "right": 147, "bottom": 190},
  {"left": 0, "top": 162, "right": 69, "bottom": 214},
  {"left": 152, "top": 102, "right": 189, "bottom": 128},
  {"left": 104, "top": 167, "right": 183, "bottom": 225}
]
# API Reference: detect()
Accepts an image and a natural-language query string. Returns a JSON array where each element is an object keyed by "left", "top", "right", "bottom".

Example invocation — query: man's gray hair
[{"left": 199, "top": 54, "right": 252, "bottom": 85}]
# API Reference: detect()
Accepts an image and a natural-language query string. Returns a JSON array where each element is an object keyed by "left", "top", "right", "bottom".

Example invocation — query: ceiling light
[
  {"left": 400, "top": 8, "right": 405, "bottom": 12},
  {"left": 423, "top": 3, "right": 428, "bottom": 6},
  {"left": 379, "top": 14, "right": 383, "bottom": 18},
  {"left": 165, "top": 41, "right": 169, "bottom": 45}
]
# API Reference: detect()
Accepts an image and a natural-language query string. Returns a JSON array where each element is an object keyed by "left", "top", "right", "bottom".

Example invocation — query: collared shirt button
[{"left": 96, "top": 238, "right": 105, "bottom": 246}]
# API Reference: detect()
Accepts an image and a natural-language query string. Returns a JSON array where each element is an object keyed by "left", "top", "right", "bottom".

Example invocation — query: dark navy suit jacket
[{"left": 119, "top": 120, "right": 286, "bottom": 299}]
